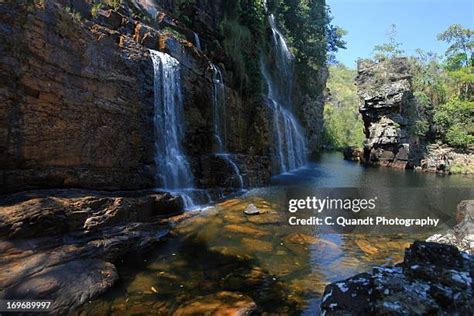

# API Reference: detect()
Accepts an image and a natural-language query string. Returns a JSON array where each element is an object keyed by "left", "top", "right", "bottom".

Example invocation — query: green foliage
[
  {"left": 437, "top": 24, "right": 473, "bottom": 70},
  {"left": 276, "top": 0, "right": 346, "bottom": 64},
  {"left": 446, "top": 125, "right": 474, "bottom": 149},
  {"left": 217, "top": 0, "right": 265, "bottom": 95},
  {"left": 433, "top": 98, "right": 474, "bottom": 148},
  {"left": 450, "top": 163, "right": 474, "bottom": 174},
  {"left": 323, "top": 64, "right": 365, "bottom": 149},
  {"left": 91, "top": 3, "right": 103, "bottom": 18},
  {"left": 409, "top": 50, "right": 449, "bottom": 107},
  {"left": 373, "top": 24, "right": 404, "bottom": 61}
]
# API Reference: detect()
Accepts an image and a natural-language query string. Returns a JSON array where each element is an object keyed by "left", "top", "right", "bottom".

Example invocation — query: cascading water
[
  {"left": 262, "top": 0, "right": 307, "bottom": 174},
  {"left": 149, "top": 49, "right": 195, "bottom": 208},
  {"left": 194, "top": 32, "right": 202, "bottom": 50},
  {"left": 211, "top": 64, "right": 244, "bottom": 189}
]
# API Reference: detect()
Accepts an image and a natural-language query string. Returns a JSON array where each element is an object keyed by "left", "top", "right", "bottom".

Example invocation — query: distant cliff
[
  {"left": 356, "top": 58, "right": 425, "bottom": 168},
  {"left": 356, "top": 57, "right": 473, "bottom": 173}
]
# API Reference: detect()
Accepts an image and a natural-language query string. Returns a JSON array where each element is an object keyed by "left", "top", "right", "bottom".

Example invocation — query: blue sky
[{"left": 327, "top": 0, "right": 474, "bottom": 67}]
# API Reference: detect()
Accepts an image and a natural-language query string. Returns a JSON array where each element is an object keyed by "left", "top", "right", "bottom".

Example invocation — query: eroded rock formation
[{"left": 356, "top": 58, "right": 421, "bottom": 168}]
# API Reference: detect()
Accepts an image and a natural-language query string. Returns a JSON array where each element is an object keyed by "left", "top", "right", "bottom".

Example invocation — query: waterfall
[
  {"left": 149, "top": 49, "right": 195, "bottom": 208},
  {"left": 194, "top": 32, "right": 202, "bottom": 50},
  {"left": 211, "top": 64, "right": 244, "bottom": 189},
  {"left": 262, "top": 1, "right": 307, "bottom": 173}
]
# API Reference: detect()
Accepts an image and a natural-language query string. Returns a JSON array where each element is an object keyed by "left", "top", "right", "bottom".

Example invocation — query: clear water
[{"left": 80, "top": 152, "right": 473, "bottom": 315}]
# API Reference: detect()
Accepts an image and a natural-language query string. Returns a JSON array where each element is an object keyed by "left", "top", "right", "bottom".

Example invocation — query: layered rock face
[
  {"left": 0, "top": 0, "right": 299, "bottom": 193},
  {"left": 0, "top": 2, "right": 156, "bottom": 192},
  {"left": 356, "top": 58, "right": 421, "bottom": 168}
]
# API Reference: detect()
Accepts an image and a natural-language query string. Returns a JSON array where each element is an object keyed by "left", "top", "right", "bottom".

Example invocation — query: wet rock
[
  {"left": 0, "top": 1, "right": 275, "bottom": 193},
  {"left": 283, "top": 233, "right": 318, "bottom": 245},
  {"left": 0, "top": 259, "right": 118, "bottom": 315},
  {"left": 224, "top": 224, "right": 269, "bottom": 237},
  {"left": 355, "top": 239, "right": 379, "bottom": 255},
  {"left": 173, "top": 291, "right": 257, "bottom": 316},
  {"left": 427, "top": 200, "right": 474, "bottom": 254},
  {"left": 247, "top": 212, "right": 281, "bottom": 225},
  {"left": 244, "top": 204, "right": 261, "bottom": 215},
  {"left": 241, "top": 238, "right": 273, "bottom": 253},
  {"left": 321, "top": 241, "right": 474, "bottom": 315},
  {"left": 0, "top": 189, "right": 182, "bottom": 239}
]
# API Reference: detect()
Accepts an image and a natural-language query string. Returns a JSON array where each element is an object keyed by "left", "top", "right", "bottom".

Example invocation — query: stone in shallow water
[
  {"left": 241, "top": 238, "right": 273, "bottom": 253},
  {"left": 247, "top": 212, "right": 281, "bottom": 225},
  {"left": 244, "top": 203, "right": 261, "bottom": 215},
  {"left": 223, "top": 224, "right": 270, "bottom": 237},
  {"left": 355, "top": 239, "right": 379, "bottom": 255},
  {"left": 173, "top": 291, "right": 257, "bottom": 316},
  {"left": 283, "top": 233, "right": 319, "bottom": 245}
]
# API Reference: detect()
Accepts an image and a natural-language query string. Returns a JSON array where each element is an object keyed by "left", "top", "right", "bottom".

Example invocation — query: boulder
[
  {"left": 321, "top": 241, "right": 474, "bottom": 315},
  {"left": 0, "top": 259, "right": 118, "bottom": 315}
]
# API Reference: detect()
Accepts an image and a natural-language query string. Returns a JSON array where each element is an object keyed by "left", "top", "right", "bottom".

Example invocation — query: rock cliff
[
  {"left": 356, "top": 58, "right": 422, "bottom": 168},
  {"left": 0, "top": 0, "right": 327, "bottom": 194}
]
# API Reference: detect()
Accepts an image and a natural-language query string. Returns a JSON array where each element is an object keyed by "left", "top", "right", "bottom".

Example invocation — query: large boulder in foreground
[{"left": 320, "top": 241, "right": 474, "bottom": 315}]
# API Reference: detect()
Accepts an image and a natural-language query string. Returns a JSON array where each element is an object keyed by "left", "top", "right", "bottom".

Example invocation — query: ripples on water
[{"left": 81, "top": 152, "right": 473, "bottom": 315}]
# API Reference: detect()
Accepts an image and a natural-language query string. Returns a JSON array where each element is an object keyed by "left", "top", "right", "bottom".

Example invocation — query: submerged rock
[
  {"left": 244, "top": 204, "right": 261, "bottom": 215},
  {"left": 320, "top": 241, "right": 474, "bottom": 315},
  {"left": 173, "top": 291, "right": 257, "bottom": 316}
]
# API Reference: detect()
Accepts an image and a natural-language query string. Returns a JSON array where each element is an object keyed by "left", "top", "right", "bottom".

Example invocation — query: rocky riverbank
[
  {"left": 0, "top": 189, "right": 200, "bottom": 314},
  {"left": 321, "top": 200, "right": 474, "bottom": 315},
  {"left": 321, "top": 241, "right": 473, "bottom": 315}
]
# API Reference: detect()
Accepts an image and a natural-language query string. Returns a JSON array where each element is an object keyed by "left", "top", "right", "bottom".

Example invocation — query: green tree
[
  {"left": 437, "top": 24, "right": 473, "bottom": 99},
  {"left": 323, "top": 64, "right": 365, "bottom": 149},
  {"left": 437, "top": 24, "right": 473, "bottom": 70},
  {"left": 373, "top": 24, "right": 405, "bottom": 61}
]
